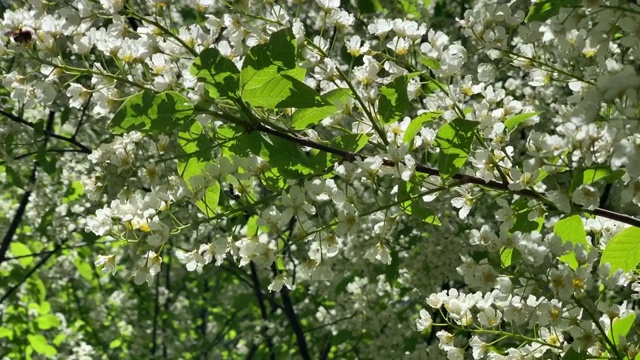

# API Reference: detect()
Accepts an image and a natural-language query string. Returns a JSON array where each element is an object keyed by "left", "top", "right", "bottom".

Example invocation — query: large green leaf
[
  {"left": 240, "top": 29, "right": 327, "bottom": 109},
  {"left": 0, "top": 327, "right": 12, "bottom": 340},
  {"left": 510, "top": 198, "right": 544, "bottom": 233},
  {"left": 331, "top": 134, "right": 370, "bottom": 153},
  {"left": 231, "top": 131, "right": 315, "bottom": 179},
  {"left": 434, "top": 118, "right": 478, "bottom": 179},
  {"left": 608, "top": 312, "right": 635, "bottom": 347},
  {"left": 35, "top": 314, "right": 61, "bottom": 330},
  {"left": 291, "top": 105, "right": 336, "bottom": 130},
  {"left": 601, "top": 227, "right": 640, "bottom": 274},
  {"left": 109, "top": 91, "right": 193, "bottom": 134},
  {"left": 290, "top": 88, "right": 351, "bottom": 130},
  {"left": 240, "top": 28, "right": 295, "bottom": 90},
  {"left": 378, "top": 75, "right": 416, "bottom": 124},
  {"left": 554, "top": 215, "right": 588, "bottom": 270},
  {"left": 398, "top": 182, "right": 441, "bottom": 226},
  {"left": 243, "top": 73, "right": 329, "bottom": 108},
  {"left": 570, "top": 166, "right": 624, "bottom": 192},
  {"left": 178, "top": 121, "right": 220, "bottom": 217},
  {"left": 74, "top": 257, "right": 94, "bottom": 281},
  {"left": 27, "top": 334, "right": 57, "bottom": 356},
  {"left": 191, "top": 48, "right": 240, "bottom": 99}
]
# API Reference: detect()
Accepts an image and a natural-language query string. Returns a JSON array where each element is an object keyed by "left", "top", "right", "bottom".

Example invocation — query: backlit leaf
[
  {"left": 110, "top": 91, "right": 193, "bottom": 134},
  {"left": 554, "top": 215, "right": 588, "bottom": 270},
  {"left": 601, "top": 227, "right": 640, "bottom": 274},
  {"left": 435, "top": 119, "right": 478, "bottom": 179}
]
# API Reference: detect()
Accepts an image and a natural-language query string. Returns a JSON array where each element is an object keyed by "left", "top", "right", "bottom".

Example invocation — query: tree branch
[
  {"left": 0, "top": 244, "right": 61, "bottom": 304},
  {"left": 249, "top": 262, "right": 276, "bottom": 360},
  {"left": 0, "top": 109, "right": 92, "bottom": 154},
  {"left": 250, "top": 122, "right": 640, "bottom": 228}
]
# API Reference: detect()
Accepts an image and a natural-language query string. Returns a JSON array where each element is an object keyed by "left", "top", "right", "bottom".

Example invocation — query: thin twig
[
  {"left": 0, "top": 109, "right": 92, "bottom": 153},
  {"left": 0, "top": 244, "right": 61, "bottom": 304}
]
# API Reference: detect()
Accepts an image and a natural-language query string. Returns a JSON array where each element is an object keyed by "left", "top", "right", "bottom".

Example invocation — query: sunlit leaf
[
  {"left": 191, "top": 48, "right": 240, "bottom": 99},
  {"left": 27, "top": 334, "right": 57, "bottom": 356},
  {"left": 109, "top": 91, "right": 193, "bottom": 134},
  {"left": 36, "top": 314, "right": 61, "bottom": 330},
  {"left": 403, "top": 111, "right": 441, "bottom": 144},
  {"left": 10, "top": 242, "right": 32, "bottom": 267},
  {"left": 378, "top": 74, "right": 418, "bottom": 124},
  {"left": 601, "top": 227, "right": 640, "bottom": 274},
  {"left": 554, "top": 215, "right": 588, "bottom": 270},
  {"left": 435, "top": 118, "right": 478, "bottom": 179},
  {"left": 608, "top": 312, "right": 635, "bottom": 346}
]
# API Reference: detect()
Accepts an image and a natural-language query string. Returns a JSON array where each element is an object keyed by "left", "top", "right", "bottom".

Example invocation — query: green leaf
[
  {"left": 291, "top": 105, "right": 336, "bottom": 130},
  {"left": 197, "top": 181, "right": 221, "bottom": 217},
  {"left": 501, "top": 247, "right": 513, "bottom": 267},
  {"left": 110, "top": 339, "right": 122, "bottom": 349},
  {"left": 0, "top": 327, "right": 13, "bottom": 340},
  {"left": 378, "top": 75, "right": 416, "bottom": 124},
  {"left": 191, "top": 48, "right": 240, "bottom": 99},
  {"left": 504, "top": 111, "right": 542, "bottom": 129},
  {"left": 525, "top": 0, "right": 581, "bottom": 23},
  {"left": 240, "top": 29, "right": 297, "bottom": 88},
  {"left": 243, "top": 73, "right": 329, "bottom": 108},
  {"left": 435, "top": 119, "right": 479, "bottom": 179},
  {"left": 601, "top": 227, "right": 640, "bottom": 275},
  {"left": 178, "top": 120, "right": 213, "bottom": 162},
  {"left": 5, "top": 165, "right": 25, "bottom": 189},
  {"left": 246, "top": 215, "right": 259, "bottom": 237},
  {"left": 35, "top": 314, "right": 61, "bottom": 330},
  {"left": 242, "top": 28, "right": 296, "bottom": 83},
  {"left": 357, "top": 0, "right": 382, "bottom": 13},
  {"left": 331, "top": 134, "right": 370, "bottom": 153},
  {"left": 562, "top": 347, "right": 588, "bottom": 360},
  {"left": 510, "top": 198, "right": 544, "bottom": 233},
  {"left": 63, "top": 181, "right": 84, "bottom": 203},
  {"left": 74, "top": 257, "right": 94, "bottom": 281},
  {"left": 554, "top": 215, "right": 588, "bottom": 270},
  {"left": 10, "top": 242, "right": 32, "bottom": 267},
  {"left": 29, "top": 276, "right": 47, "bottom": 302},
  {"left": 405, "top": 202, "right": 441, "bottom": 226},
  {"left": 39, "top": 301, "right": 51, "bottom": 314},
  {"left": 109, "top": 90, "right": 193, "bottom": 134},
  {"left": 583, "top": 167, "right": 624, "bottom": 184},
  {"left": 240, "top": 28, "right": 302, "bottom": 109},
  {"left": 569, "top": 166, "right": 624, "bottom": 193},
  {"left": 403, "top": 111, "right": 441, "bottom": 144},
  {"left": 398, "top": 182, "right": 441, "bottom": 226},
  {"left": 399, "top": 0, "right": 421, "bottom": 17},
  {"left": 37, "top": 145, "right": 57, "bottom": 176},
  {"left": 608, "top": 312, "right": 636, "bottom": 346},
  {"left": 177, "top": 119, "right": 221, "bottom": 216},
  {"left": 27, "top": 334, "right": 57, "bottom": 356}
]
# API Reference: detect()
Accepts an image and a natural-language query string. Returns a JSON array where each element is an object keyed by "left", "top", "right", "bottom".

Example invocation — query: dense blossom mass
[{"left": 1, "top": 0, "right": 640, "bottom": 358}]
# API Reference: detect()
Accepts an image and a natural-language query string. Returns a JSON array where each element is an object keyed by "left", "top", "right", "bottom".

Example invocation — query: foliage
[{"left": 1, "top": 0, "right": 640, "bottom": 359}]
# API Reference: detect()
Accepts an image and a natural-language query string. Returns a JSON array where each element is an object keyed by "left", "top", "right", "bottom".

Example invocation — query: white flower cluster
[{"left": 3, "top": 0, "right": 640, "bottom": 357}]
